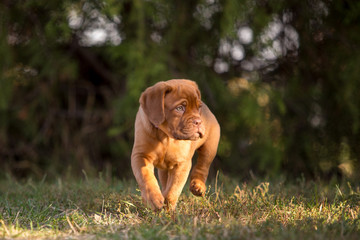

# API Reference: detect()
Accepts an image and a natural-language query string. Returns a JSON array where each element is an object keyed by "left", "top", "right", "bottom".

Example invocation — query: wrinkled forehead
[{"left": 165, "top": 85, "right": 201, "bottom": 107}]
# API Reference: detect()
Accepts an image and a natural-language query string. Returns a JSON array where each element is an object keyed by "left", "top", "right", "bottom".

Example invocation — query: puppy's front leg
[
  {"left": 131, "top": 156, "right": 164, "bottom": 210},
  {"left": 190, "top": 127, "right": 220, "bottom": 197},
  {"left": 162, "top": 161, "right": 191, "bottom": 211}
]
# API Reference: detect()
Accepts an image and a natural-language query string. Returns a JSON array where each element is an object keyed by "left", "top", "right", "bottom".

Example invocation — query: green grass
[{"left": 1, "top": 173, "right": 360, "bottom": 239}]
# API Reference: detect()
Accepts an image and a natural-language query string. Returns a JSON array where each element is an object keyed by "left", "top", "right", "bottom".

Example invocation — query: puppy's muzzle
[{"left": 193, "top": 118, "right": 205, "bottom": 139}]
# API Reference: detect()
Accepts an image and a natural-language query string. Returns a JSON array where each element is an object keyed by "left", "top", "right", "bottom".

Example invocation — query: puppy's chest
[{"left": 158, "top": 140, "right": 194, "bottom": 169}]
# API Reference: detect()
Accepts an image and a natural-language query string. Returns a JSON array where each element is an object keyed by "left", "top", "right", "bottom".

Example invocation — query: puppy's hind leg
[{"left": 158, "top": 169, "right": 168, "bottom": 193}]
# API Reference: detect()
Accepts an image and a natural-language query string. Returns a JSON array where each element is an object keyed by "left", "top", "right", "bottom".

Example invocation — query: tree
[{"left": 1, "top": 0, "right": 360, "bottom": 180}]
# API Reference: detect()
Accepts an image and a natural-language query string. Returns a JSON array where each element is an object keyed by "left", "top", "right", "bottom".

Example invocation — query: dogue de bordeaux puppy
[{"left": 131, "top": 79, "right": 220, "bottom": 211}]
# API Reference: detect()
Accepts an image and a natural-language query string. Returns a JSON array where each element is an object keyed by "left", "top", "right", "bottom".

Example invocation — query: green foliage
[{"left": 1, "top": 0, "right": 360, "bottom": 180}]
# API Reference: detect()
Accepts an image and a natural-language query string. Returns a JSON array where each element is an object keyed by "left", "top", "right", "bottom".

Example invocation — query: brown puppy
[{"left": 131, "top": 79, "right": 220, "bottom": 210}]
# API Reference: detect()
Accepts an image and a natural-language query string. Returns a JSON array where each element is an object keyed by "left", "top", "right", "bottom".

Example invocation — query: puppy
[{"left": 131, "top": 79, "right": 220, "bottom": 210}]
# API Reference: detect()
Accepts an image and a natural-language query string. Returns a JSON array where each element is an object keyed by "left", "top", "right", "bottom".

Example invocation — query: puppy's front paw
[
  {"left": 142, "top": 189, "right": 165, "bottom": 210},
  {"left": 190, "top": 179, "right": 206, "bottom": 197}
]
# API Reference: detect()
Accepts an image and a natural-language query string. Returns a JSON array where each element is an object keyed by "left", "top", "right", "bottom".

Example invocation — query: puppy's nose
[{"left": 193, "top": 118, "right": 202, "bottom": 126}]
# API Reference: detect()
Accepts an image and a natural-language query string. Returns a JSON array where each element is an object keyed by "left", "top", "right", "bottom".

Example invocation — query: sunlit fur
[{"left": 132, "top": 79, "right": 220, "bottom": 211}]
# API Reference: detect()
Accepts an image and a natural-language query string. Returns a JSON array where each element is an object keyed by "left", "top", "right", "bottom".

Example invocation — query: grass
[{"left": 1, "top": 173, "right": 360, "bottom": 239}]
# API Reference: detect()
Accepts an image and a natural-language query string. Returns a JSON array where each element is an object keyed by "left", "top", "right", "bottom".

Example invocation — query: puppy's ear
[{"left": 140, "top": 82, "right": 172, "bottom": 127}]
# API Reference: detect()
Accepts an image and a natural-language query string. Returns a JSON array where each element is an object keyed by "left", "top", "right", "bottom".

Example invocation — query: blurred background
[{"left": 1, "top": 0, "right": 359, "bottom": 181}]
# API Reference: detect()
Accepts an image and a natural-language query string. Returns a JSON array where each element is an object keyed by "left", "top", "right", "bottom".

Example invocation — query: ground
[{"left": 1, "top": 173, "right": 360, "bottom": 239}]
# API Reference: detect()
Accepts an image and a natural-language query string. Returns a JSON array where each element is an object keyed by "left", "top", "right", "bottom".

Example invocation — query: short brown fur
[{"left": 131, "top": 79, "right": 220, "bottom": 210}]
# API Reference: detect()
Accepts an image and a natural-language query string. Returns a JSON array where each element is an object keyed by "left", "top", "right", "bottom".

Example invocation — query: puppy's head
[{"left": 140, "top": 79, "right": 204, "bottom": 140}]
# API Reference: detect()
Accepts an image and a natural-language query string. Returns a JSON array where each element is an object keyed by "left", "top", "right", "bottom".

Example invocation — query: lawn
[{"left": 1, "top": 173, "right": 359, "bottom": 239}]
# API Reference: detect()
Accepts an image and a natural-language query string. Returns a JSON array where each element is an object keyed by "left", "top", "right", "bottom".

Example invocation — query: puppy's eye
[{"left": 175, "top": 105, "right": 185, "bottom": 112}]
